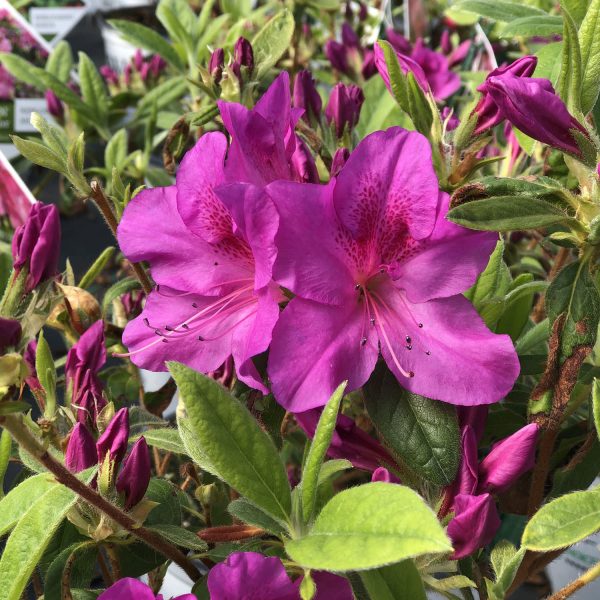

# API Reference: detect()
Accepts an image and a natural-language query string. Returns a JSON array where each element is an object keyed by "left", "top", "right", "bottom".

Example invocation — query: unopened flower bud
[
  {"left": 65, "top": 423, "right": 97, "bottom": 473},
  {"left": 96, "top": 407, "right": 129, "bottom": 466},
  {"left": 116, "top": 437, "right": 151, "bottom": 509},
  {"left": 133, "top": 49, "right": 144, "bottom": 72},
  {"left": 325, "top": 83, "right": 364, "bottom": 138},
  {"left": 325, "top": 40, "right": 350, "bottom": 75},
  {"left": 45, "top": 90, "right": 64, "bottom": 121},
  {"left": 441, "top": 30, "right": 452, "bottom": 54},
  {"left": 293, "top": 70, "right": 322, "bottom": 124},
  {"left": 11, "top": 202, "right": 60, "bottom": 294},
  {"left": 209, "top": 48, "right": 225, "bottom": 84},
  {"left": 341, "top": 23, "right": 359, "bottom": 49},
  {"left": 232, "top": 37, "right": 254, "bottom": 79},
  {"left": 330, "top": 147, "right": 349, "bottom": 177},
  {"left": 100, "top": 65, "right": 119, "bottom": 87},
  {"left": 0, "top": 318, "right": 21, "bottom": 354}
]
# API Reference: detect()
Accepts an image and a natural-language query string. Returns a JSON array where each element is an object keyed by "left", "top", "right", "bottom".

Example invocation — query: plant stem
[
  {"left": 0, "top": 413, "right": 200, "bottom": 582},
  {"left": 548, "top": 560, "right": 600, "bottom": 599},
  {"left": 527, "top": 428, "right": 559, "bottom": 517},
  {"left": 89, "top": 180, "right": 153, "bottom": 295}
]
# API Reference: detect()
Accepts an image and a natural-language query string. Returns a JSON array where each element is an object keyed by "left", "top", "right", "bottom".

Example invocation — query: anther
[
  {"left": 355, "top": 283, "right": 361, "bottom": 290},
  {"left": 406, "top": 344, "right": 412, "bottom": 350},
  {"left": 379, "top": 268, "right": 385, "bottom": 274},
  {"left": 360, "top": 337, "right": 367, "bottom": 346},
  {"left": 182, "top": 324, "right": 189, "bottom": 330},
  {"left": 162, "top": 339, "right": 168, "bottom": 343},
  {"left": 156, "top": 284, "right": 160, "bottom": 292},
  {"left": 425, "top": 350, "right": 431, "bottom": 356},
  {"left": 143, "top": 318, "right": 150, "bottom": 327},
  {"left": 405, "top": 336, "right": 411, "bottom": 343},
  {"left": 154, "top": 329, "right": 163, "bottom": 336},
  {"left": 198, "top": 335, "right": 204, "bottom": 341},
  {"left": 192, "top": 302, "right": 199, "bottom": 309},
  {"left": 418, "top": 323, "right": 423, "bottom": 328},
  {"left": 370, "top": 318, "right": 375, "bottom": 325},
  {"left": 164, "top": 325, "right": 174, "bottom": 331},
  {"left": 408, "top": 371, "right": 415, "bottom": 378}
]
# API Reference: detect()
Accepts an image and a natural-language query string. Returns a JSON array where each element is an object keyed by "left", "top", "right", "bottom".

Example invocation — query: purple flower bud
[
  {"left": 45, "top": 90, "right": 64, "bottom": 120},
  {"left": 293, "top": 70, "right": 322, "bottom": 124},
  {"left": 116, "top": 437, "right": 151, "bottom": 509},
  {"left": 232, "top": 37, "right": 254, "bottom": 78},
  {"left": 325, "top": 83, "right": 364, "bottom": 137},
  {"left": 441, "top": 107, "right": 459, "bottom": 131},
  {"left": 11, "top": 202, "right": 60, "bottom": 294},
  {"left": 24, "top": 340, "right": 43, "bottom": 393},
  {"left": 0, "top": 317, "right": 21, "bottom": 354},
  {"left": 454, "top": 426, "right": 479, "bottom": 498},
  {"left": 341, "top": 23, "right": 360, "bottom": 48},
  {"left": 100, "top": 65, "right": 119, "bottom": 87},
  {"left": 440, "top": 30, "right": 452, "bottom": 54},
  {"left": 457, "top": 406, "right": 488, "bottom": 443},
  {"left": 473, "top": 55, "right": 538, "bottom": 134},
  {"left": 123, "top": 64, "right": 132, "bottom": 87},
  {"left": 447, "top": 493, "right": 500, "bottom": 559},
  {"left": 478, "top": 423, "right": 539, "bottom": 494},
  {"left": 386, "top": 28, "right": 412, "bottom": 55},
  {"left": 325, "top": 40, "right": 350, "bottom": 75},
  {"left": 65, "top": 423, "right": 97, "bottom": 473},
  {"left": 65, "top": 320, "right": 106, "bottom": 399},
  {"left": 133, "top": 49, "right": 144, "bottom": 72},
  {"left": 330, "top": 147, "right": 350, "bottom": 177},
  {"left": 72, "top": 374, "right": 107, "bottom": 427},
  {"left": 482, "top": 76, "right": 589, "bottom": 157},
  {"left": 209, "top": 47, "right": 225, "bottom": 83},
  {"left": 361, "top": 49, "right": 377, "bottom": 79},
  {"left": 139, "top": 62, "right": 151, "bottom": 83},
  {"left": 358, "top": 1, "right": 368, "bottom": 21},
  {"left": 96, "top": 407, "right": 129, "bottom": 466},
  {"left": 149, "top": 55, "right": 166, "bottom": 78},
  {"left": 290, "top": 138, "right": 319, "bottom": 183},
  {"left": 371, "top": 467, "right": 401, "bottom": 484},
  {"left": 448, "top": 40, "right": 471, "bottom": 67}
]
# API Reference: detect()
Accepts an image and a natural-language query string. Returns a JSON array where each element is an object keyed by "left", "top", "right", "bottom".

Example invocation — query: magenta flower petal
[
  {"left": 454, "top": 426, "right": 479, "bottom": 497},
  {"left": 411, "top": 39, "right": 460, "bottom": 100},
  {"left": 96, "top": 407, "right": 129, "bottom": 465},
  {"left": 457, "top": 406, "right": 489, "bottom": 443},
  {"left": 65, "top": 423, "right": 97, "bottom": 473},
  {"left": 268, "top": 297, "right": 379, "bottom": 411},
  {"left": 478, "top": 423, "right": 539, "bottom": 494},
  {"left": 392, "top": 192, "right": 497, "bottom": 302},
  {"left": 333, "top": 128, "right": 438, "bottom": 242},
  {"left": 65, "top": 320, "right": 106, "bottom": 383},
  {"left": 448, "top": 493, "right": 500, "bottom": 559},
  {"left": 98, "top": 578, "right": 157, "bottom": 600},
  {"left": 371, "top": 467, "right": 401, "bottom": 483},
  {"left": 374, "top": 44, "right": 429, "bottom": 97},
  {"left": 175, "top": 133, "right": 230, "bottom": 243},
  {"left": 0, "top": 317, "right": 21, "bottom": 353},
  {"left": 312, "top": 571, "right": 354, "bottom": 599},
  {"left": 374, "top": 281, "right": 520, "bottom": 405},
  {"left": 116, "top": 437, "right": 151, "bottom": 509},
  {"left": 207, "top": 552, "right": 299, "bottom": 600}
]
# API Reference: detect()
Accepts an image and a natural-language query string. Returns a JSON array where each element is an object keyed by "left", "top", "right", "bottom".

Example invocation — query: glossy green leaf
[
  {"left": 228, "top": 498, "right": 287, "bottom": 536},
  {"left": 169, "top": 362, "right": 291, "bottom": 524},
  {"left": 301, "top": 381, "right": 346, "bottom": 524},
  {"left": 454, "top": 0, "right": 546, "bottom": 21},
  {"left": 360, "top": 561, "right": 427, "bottom": 600},
  {"left": 0, "top": 473, "right": 57, "bottom": 536},
  {"left": 523, "top": 488, "right": 600, "bottom": 550},
  {"left": 252, "top": 10, "right": 295, "bottom": 79},
  {"left": 579, "top": 0, "right": 600, "bottom": 113},
  {"left": 108, "top": 20, "right": 184, "bottom": 70},
  {"left": 285, "top": 483, "right": 451, "bottom": 571},
  {"left": 364, "top": 364, "right": 460, "bottom": 485},
  {"left": 499, "top": 15, "right": 563, "bottom": 38},
  {"left": 488, "top": 541, "right": 526, "bottom": 600},
  {"left": 0, "top": 484, "right": 77, "bottom": 600}
]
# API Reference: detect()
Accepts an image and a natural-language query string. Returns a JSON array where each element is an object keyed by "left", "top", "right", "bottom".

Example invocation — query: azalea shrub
[{"left": 1, "top": 0, "right": 600, "bottom": 598}]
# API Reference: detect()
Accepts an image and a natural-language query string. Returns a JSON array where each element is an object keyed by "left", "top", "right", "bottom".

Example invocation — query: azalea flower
[
  {"left": 98, "top": 578, "right": 195, "bottom": 600},
  {"left": 118, "top": 133, "right": 281, "bottom": 393},
  {"left": 267, "top": 127, "right": 519, "bottom": 411},
  {"left": 207, "top": 551, "right": 353, "bottom": 600}
]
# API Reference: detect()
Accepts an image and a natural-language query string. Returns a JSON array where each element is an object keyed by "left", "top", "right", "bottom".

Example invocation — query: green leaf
[
  {"left": 488, "top": 541, "right": 526, "bottom": 600},
  {"left": 196, "top": 14, "right": 230, "bottom": 61},
  {"left": 78, "top": 247, "right": 116, "bottom": 289},
  {"left": 251, "top": 9, "right": 295, "bottom": 79},
  {"left": 132, "top": 428, "right": 187, "bottom": 455},
  {"left": 9, "top": 136, "right": 66, "bottom": 174},
  {"left": 45, "top": 41, "right": 73, "bottom": 82},
  {"left": 285, "top": 483, "right": 451, "bottom": 571},
  {"left": 454, "top": 0, "right": 546, "bottom": 21},
  {"left": 228, "top": 498, "right": 287, "bottom": 536},
  {"left": 593, "top": 379, "right": 600, "bottom": 441},
  {"left": 545, "top": 261, "right": 600, "bottom": 359},
  {"left": 102, "top": 277, "right": 141, "bottom": 312},
  {"left": 156, "top": 0, "right": 194, "bottom": 55},
  {"left": 535, "top": 42, "right": 563, "bottom": 87},
  {"left": 562, "top": 0, "right": 589, "bottom": 24},
  {"left": 177, "top": 415, "right": 221, "bottom": 477},
  {"left": 0, "top": 484, "right": 77, "bottom": 600},
  {"left": 301, "top": 381, "right": 346, "bottom": 524},
  {"left": 499, "top": 15, "right": 563, "bottom": 38},
  {"left": 448, "top": 196, "right": 576, "bottom": 231},
  {"left": 0, "top": 473, "right": 58, "bottom": 536},
  {"left": 579, "top": 0, "right": 600, "bottom": 113},
  {"left": 105, "top": 129, "right": 128, "bottom": 175},
  {"left": 78, "top": 53, "right": 108, "bottom": 123},
  {"left": 360, "top": 561, "right": 427, "bottom": 600},
  {"left": 364, "top": 364, "right": 459, "bottom": 485},
  {"left": 36, "top": 330, "right": 56, "bottom": 410},
  {"left": 522, "top": 488, "right": 600, "bottom": 550},
  {"left": 44, "top": 542, "right": 96, "bottom": 600},
  {"left": 0, "top": 429, "right": 11, "bottom": 499},
  {"left": 108, "top": 20, "right": 184, "bottom": 70},
  {"left": 135, "top": 76, "right": 188, "bottom": 117},
  {"left": 378, "top": 41, "right": 409, "bottom": 113},
  {"left": 557, "top": 6, "right": 583, "bottom": 113},
  {"left": 30, "top": 112, "right": 68, "bottom": 159},
  {"left": 169, "top": 362, "right": 292, "bottom": 524},
  {"left": 356, "top": 76, "right": 408, "bottom": 138},
  {"left": 147, "top": 524, "right": 208, "bottom": 551}
]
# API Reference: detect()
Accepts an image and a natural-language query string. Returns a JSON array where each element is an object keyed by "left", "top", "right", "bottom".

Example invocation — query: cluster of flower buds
[
  {"left": 325, "top": 82, "right": 364, "bottom": 139},
  {"left": 65, "top": 407, "right": 151, "bottom": 511},
  {"left": 100, "top": 50, "right": 166, "bottom": 92},
  {"left": 325, "top": 23, "right": 376, "bottom": 80},
  {"left": 444, "top": 407, "right": 539, "bottom": 558}
]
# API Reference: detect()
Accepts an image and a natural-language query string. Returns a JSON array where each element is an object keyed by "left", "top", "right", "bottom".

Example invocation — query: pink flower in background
[
  {"left": 267, "top": 127, "right": 519, "bottom": 412},
  {"left": 0, "top": 156, "right": 34, "bottom": 227}
]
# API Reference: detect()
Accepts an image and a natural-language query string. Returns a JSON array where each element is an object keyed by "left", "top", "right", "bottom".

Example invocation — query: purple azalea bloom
[
  {"left": 473, "top": 55, "right": 538, "bottom": 135},
  {"left": 447, "top": 40, "right": 471, "bottom": 68},
  {"left": 410, "top": 38, "right": 461, "bottom": 100},
  {"left": 0, "top": 317, "right": 21, "bottom": 354},
  {"left": 65, "top": 422, "right": 96, "bottom": 473},
  {"left": 116, "top": 436, "right": 151, "bottom": 509},
  {"left": 447, "top": 493, "right": 501, "bottom": 559},
  {"left": 374, "top": 44, "right": 430, "bottom": 97},
  {"left": 295, "top": 409, "right": 398, "bottom": 472},
  {"left": 325, "top": 83, "right": 365, "bottom": 137},
  {"left": 118, "top": 132, "right": 281, "bottom": 393},
  {"left": 325, "top": 40, "right": 350, "bottom": 75},
  {"left": 386, "top": 29, "right": 412, "bottom": 55},
  {"left": 207, "top": 552, "right": 352, "bottom": 600},
  {"left": 371, "top": 466, "right": 401, "bottom": 483},
  {"left": 267, "top": 127, "right": 519, "bottom": 412},
  {"left": 98, "top": 578, "right": 195, "bottom": 600},
  {"left": 483, "top": 76, "right": 589, "bottom": 157},
  {"left": 361, "top": 48, "right": 378, "bottom": 79},
  {"left": 12, "top": 202, "right": 60, "bottom": 294},
  {"left": 341, "top": 23, "right": 360, "bottom": 48},
  {"left": 96, "top": 407, "right": 129, "bottom": 466},
  {"left": 218, "top": 72, "right": 316, "bottom": 186},
  {"left": 293, "top": 70, "right": 322, "bottom": 124}
]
